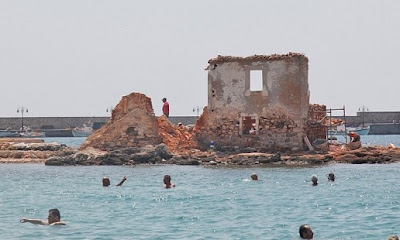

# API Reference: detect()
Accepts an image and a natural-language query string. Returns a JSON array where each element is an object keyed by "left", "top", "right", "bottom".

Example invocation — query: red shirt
[{"left": 162, "top": 101, "right": 169, "bottom": 115}]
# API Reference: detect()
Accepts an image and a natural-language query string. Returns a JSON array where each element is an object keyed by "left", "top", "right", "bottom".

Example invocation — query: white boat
[
  {"left": 20, "top": 131, "right": 45, "bottom": 138},
  {"left": 19, "top": 127, "right": 45, "bottom": 138},
  {"left": 328, "top": 125, "right": 370, "bottom": 136},
  {"left": 347, "top": 126, "right": 370, "bottom": 135},
  {"left": 72, "top": 124, "right": 93, "bottom": 137},
  {"left": 0, "top": 129, "right": 20, "bottom": 138}
]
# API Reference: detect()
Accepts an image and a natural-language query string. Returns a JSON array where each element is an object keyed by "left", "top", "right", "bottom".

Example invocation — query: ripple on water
[{"left": 1, "top": 163, "right": 400, "bottom": 239}]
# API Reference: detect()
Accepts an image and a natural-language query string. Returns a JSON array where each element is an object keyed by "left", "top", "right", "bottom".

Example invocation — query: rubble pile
[
  {"left": 208, "top": 52, "right": 308, "bottom": 65},
  {"left": 156, "top": 116, "right": 197, "bottom": 153},
  {"left": 324, "top": 118, "right": 344, "bottom": 126},
  {"left": 80, "top": 92, "right": 162, "bottom": 151}
]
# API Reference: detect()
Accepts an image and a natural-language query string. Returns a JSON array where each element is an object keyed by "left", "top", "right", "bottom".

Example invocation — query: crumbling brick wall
[
  {"left": 194, "top": 108, "right": 303, "bottom": 152},
  {"left": 194, "top": 53, "right": 309, "bottom": 152},
  {"left": 305, "top": 104, "right": 327, "bottom": 143}
]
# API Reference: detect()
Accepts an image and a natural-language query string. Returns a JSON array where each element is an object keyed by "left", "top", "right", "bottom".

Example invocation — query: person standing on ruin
[{"left": 162, "top": 98, "right": 170, "bottom": 118}]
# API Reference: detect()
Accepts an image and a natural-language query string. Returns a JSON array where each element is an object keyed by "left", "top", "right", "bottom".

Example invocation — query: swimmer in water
[
  {"left": 250, "top": 173, "right": 258, "bottom": 181},
  {"left": 163, "top": 175, "right": 175, "bottom": 188},
  {"left": 20, "top": 208, "right": 66, "bottom": 226},
  {"left": 311, "top": 175, "right": 318, "bottom": 186},
  {"left": 299, "top": 224, "right": 314, "bottom": 239},
  {"left": 103, "top": 176, "right": 127, "bottom": 187},
  {"left": 327, "top": 172, "right": 335, "bottom": 181}
]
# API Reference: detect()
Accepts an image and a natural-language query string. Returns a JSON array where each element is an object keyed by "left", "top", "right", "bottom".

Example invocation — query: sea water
[
  {"left": 1, "top": 164, "right": 400, "bottom": 239},
  {"left": 1, "top": 135, "right": 400, "bottom": 239},
  {"left": 43, "top": 135, "right": 400, "bottom": 149}
]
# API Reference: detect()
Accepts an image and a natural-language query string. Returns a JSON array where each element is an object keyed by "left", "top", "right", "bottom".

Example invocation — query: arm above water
[
  {"left": 116, "top": 176, "right": 127, "bottom": 186},
  {"left": 20, "top": 218, "right": 48, "bottom": 225}
]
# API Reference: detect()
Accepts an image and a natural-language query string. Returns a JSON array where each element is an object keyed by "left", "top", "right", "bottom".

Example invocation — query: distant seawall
[
  {"left": 0, "top": 116, "right": 198, "bottom": 130},
  {"left": 1, "top": 114, "right": 399, "bottom": 134}
]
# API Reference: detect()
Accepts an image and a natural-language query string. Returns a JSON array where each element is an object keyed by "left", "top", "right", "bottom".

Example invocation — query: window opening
[
  {"left": 242, "top": 116, "right": 257, "bottom": 135},
  {"left": 250, "top": 70, "right": 263, "bottom": 91}
]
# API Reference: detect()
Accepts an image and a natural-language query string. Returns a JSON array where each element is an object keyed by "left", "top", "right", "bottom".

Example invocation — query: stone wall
[
  {"left": 0, "top": 117, "right": 109, "bottom": 130},
  {"left": 194, "top": 53, "right": 310, "bottom": 152},
  {"left": 194, "top": 107, "right": 304, "bottom": 152},
  {"left": 305, "top": 104, "right": 327, "bottom": 143},
  {"left": 370, "top": 124, "right": 400, "bottom": 135},
  {"left": 329, "top": 112, "right": 400, "bottom": 127}
]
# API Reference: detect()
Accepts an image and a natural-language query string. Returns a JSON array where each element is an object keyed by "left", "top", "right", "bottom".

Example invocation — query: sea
[{"left": 1, "top": 135, "right": 400, "bottom": 239}]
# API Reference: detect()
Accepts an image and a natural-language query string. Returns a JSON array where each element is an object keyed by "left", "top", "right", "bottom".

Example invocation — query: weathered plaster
[{"left": 197, "top": 53, "right": 310, "bottom": 152}]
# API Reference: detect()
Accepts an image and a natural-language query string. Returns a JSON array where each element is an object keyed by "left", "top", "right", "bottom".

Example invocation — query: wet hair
[
  {"left": 299, "top": 224, "right": 310, "bottom": 238},
  {"left": 102, "top": 177, "right": 110, "bottom": 186},
  {"left": 327, "top": 172, "right": 335, "bottom": 181},
  {"left": 311, "top": 174, "right": 318, "bottom": 184},
  {"left": 164, "top": 175, "right": 171, "bottom": 182},
  {"left": 49, "top": 209, "right": 61, "bottom": 219},
  {"left": 388, "top": 235, "right": 400, "bottom": 240},
  {"left": 251, "top": 173, "right": 258, "bottom": 180}
]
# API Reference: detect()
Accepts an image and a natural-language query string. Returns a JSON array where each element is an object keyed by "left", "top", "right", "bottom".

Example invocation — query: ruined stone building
[{"left": 194, "top": 53, "right": 312, "bottom": 152}]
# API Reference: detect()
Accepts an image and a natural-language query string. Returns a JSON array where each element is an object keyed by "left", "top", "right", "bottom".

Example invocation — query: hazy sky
[{"left": 1, "top": 0, "right": 399, "bottom": 118}]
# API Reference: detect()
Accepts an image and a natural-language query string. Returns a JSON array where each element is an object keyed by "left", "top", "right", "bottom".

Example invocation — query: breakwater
[
  {"left": 2, "top": 115, "right": 400, "bottom": 135},
  {"left": 0, "top": 116, "right": 198, "bottom": 131}
]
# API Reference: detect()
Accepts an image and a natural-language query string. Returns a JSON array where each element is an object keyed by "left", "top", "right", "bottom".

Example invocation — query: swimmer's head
[
  {"left": 163, "top": 175, "right": 171, "bottom": 184},
  {"left": 250, "top": 173, "right": 258, "bottom": 181},
  {"left": 48, "top": 209, "right": 61, "bottom": 224},
  {"left": 327, "top": 172, "right": 335, "bottom": 181},
  {"left": 299, "top": 224, "right": 314, "bottom": 239},
  {"left": 102, "top": 177, "right": 110, "bottom": 187},
  {"left": 311, "top": 174, "right": 318, "bottom": 185},
  {"left": 388, "top": 235, "right": 399, "bottom": 240}
]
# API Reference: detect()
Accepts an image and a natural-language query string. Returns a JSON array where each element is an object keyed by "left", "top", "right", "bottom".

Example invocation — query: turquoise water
[
  {"left": 42, "top": 137, "right": 87, "bottom": 148},
  {"left": 332, "top": 134, "right": 400, "bottom": 147},
  {"left": 1, "top": 164, "right": 400, "bottom": 239}
]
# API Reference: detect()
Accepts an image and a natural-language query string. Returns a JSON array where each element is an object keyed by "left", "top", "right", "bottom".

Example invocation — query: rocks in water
[{"left": 45, "top": 143, "right": 174, "bottom": 166}]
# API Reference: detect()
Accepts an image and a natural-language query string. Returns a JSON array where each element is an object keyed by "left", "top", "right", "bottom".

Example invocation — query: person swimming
[
  {"left": 327, "top": 172, "right": 335, "bottom": 181},
  {"left": 250, "top": 173, "right": 258, "bottom": 181},
  {"left": 311, "top": 174, "right": 318, "bottom": 186},
  {"left": 163, "top": 175, "right": 175, "bottom": 188},
  {"left": 103, "top": 176, "right": 127, "bottom": 187},
  {"left": 299, "top": 224, "right": 314, "bottom": 239},
  {"left": 20, "top": 208, "right": 66, "bottom": 226},
  {"left": 388, "top": 235, "right": 399, "bottom": 240}
]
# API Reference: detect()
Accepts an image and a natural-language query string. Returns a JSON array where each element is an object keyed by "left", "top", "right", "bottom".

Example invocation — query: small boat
[
  {"left": 0, "top": 129, "right": 20, "bottom": 138},
  {"left": 19, "top": 127, "right": 45, "bottom": 138},
  {"left": 328, "top": 125, "right": 370, "bottom": 136},
  {"left": 20, "top": 131, "right": 45, "bottom": 138},
  {"left": 72, "top": 124, "right": 93, "bottom": 137},
  {"left": 347, "top": 126, "right": 370, "bottom": 135}
]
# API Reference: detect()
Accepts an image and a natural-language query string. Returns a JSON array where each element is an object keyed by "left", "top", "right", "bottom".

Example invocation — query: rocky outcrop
[
  {"left": 80, "top": 92, "right": 162, "bottom": 151},
  {"left": 39, "top": 92, "right": 400, "bottom": 166},
  {"left": 45, "top": 144, "right": 173, "bottom": 166},
  {"left": 0, "top": 138, "right": 68, "bottom": 163}
]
